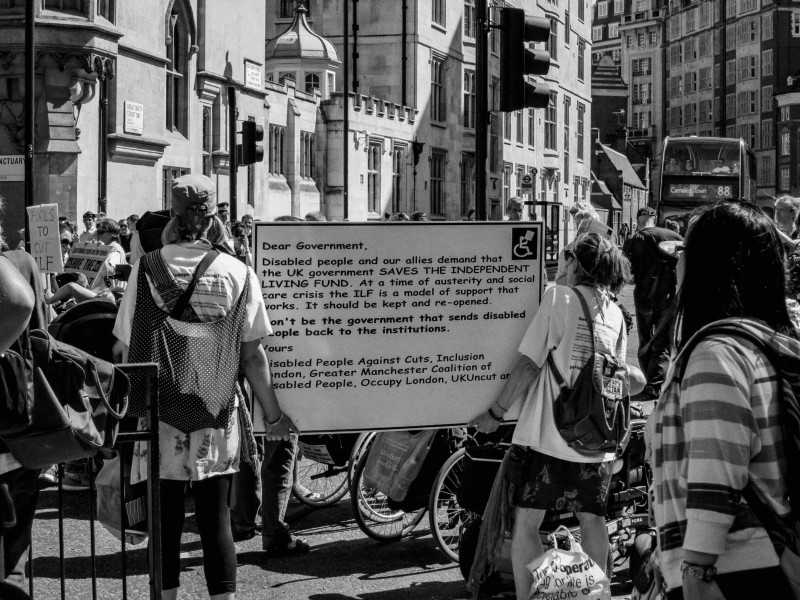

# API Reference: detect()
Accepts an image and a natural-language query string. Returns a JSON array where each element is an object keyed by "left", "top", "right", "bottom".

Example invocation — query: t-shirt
[
  {"left": 113, "top": 240, "right": 271, "bottom": 346},
  {"left": 79, "top": 228, "right": 97, "bottom": 243},
  {"left": 622, "top": 226, "right": 683, "bottom": 308},
  {"left": 90, "top": 241, "right": 127, "bottom": 292},
  {"left": 512, "top": 285, "right": 627, "bottom": 462}
]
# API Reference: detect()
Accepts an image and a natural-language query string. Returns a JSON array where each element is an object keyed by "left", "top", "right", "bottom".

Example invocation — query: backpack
[
  {"left": 675, "top": 318, "right": 800, "bottom": 598},
  {"left": 550, "top": 288, "right": 631, "bottom": 456}
]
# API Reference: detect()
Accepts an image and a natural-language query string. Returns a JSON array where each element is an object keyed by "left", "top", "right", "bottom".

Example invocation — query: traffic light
[
  {"left": 239, "top": 120, "right": 264, "bottom": 165},
  {"left": 499, "top": 7, "right": 551, "bottom": 112}
]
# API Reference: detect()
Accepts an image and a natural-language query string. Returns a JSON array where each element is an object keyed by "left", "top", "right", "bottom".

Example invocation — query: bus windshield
[{"left": 663, "top": 140, "right": 741, "bottom": 176}]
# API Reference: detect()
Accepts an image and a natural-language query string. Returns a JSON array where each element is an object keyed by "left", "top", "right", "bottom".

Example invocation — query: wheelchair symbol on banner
[{"left": 513, "top": 230, "right": 536, "bottom": 259}]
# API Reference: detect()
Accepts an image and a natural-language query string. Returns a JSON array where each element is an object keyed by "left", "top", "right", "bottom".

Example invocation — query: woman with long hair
[
  {"left": 650, "top": 201, "right": 796, "bottom": 600},
  {"left": 471, "top": 231, "right": 636, "bottom": 599},
  {"left": 113, "top": 175, "right": 292, "bottom": 600}
]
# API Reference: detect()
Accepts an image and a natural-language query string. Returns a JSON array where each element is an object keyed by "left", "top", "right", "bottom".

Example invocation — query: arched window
[
  {"left": 279, "top": 72, "right": 296, "bottom": 86},
  {"left": 166, "top": 2, "right": 190, "bottom": 135},
  {"left": 305, "top": 73, "right": 320, "bottom": 95}
]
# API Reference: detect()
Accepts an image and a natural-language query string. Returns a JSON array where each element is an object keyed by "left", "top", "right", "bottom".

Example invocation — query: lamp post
[{"left": 24, "top": 0, "right": 35, "bottom": 249}]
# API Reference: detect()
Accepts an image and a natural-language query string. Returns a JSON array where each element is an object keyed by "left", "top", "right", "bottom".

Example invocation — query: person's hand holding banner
[{"left": 263, "top": 412, "right": 299, "bottom": 441}]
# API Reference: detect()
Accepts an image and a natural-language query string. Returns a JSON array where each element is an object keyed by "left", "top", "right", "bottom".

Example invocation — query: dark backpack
[{"left": 550, "top": 288, "right": 631, "bottom": 456}]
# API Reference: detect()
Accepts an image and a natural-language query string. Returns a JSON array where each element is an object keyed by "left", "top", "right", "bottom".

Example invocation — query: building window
[
  {"left": 686, "top": 7, "right": 695, "bottom": 32},
  {"left": 726, "top": 24, "right": 736, "bottom": 51},
  {"left": 758, "top": 155, "right": 772, "bottom": 186},
  {"left": 202, "top": 106, "right": 211, "bottom": 176},
  {"left": 503, "top": 163, "right": 512, "bottom": 206},
  {"left": 563, "top": 96, "right": 571, "bottom": 180},
  {"left": 300, "top": 131, "right": 315, "bottom": 178},
  {"left": 614, "top": 0, "right": 623, "bottom": 13},
  {"left": 163, "top": 167, "right": 190, "bottom": 210},
  {"left": 490, "top": 115, "right": 499, "bottom": 171},
  {"left": 762, "top": 51, "right": 773, "bottom": 77},
  {"left": 608, "top": 23, "right": 619, "bottom": 38},
  {"left": 592, "top": 26, "right": 603, "bottom": 41},
  {"left": 793, "top": 11, "right": 800, "bottom": 37},
  {"left": 598, "top": 1, "right": 608, "bottom": 17},
  {"left": 578, "top": 0, "right": 585, "bottom": 21},
  {"left": 577, "top": 102, "right": 585, "bottom": 160},
  {"left": 547, "top": 19, "right": 558, "bottom": 61},
  {"left": 762, "top": 119, "right": 773, "bottom": 149},
  {"left": 781, "top": 166, "right": 791, "bottom": 191},
  {"left": 516, "top": 165, "right": 525, "bottom": 197},
  {"left": 392, "top": 145, "right": 404, "bottom": 213},
  {"left": 461, "top": 152, "right": 475, "bottom": 216},
  {"left": 577, "top": 40, "right": 585, "bottom": 81},
  {"left": 279, "top": 0, "right": 312, "bottom": 17},
  {"left": 700, "top": 2, "right": 710, "bottom": 25},
  {"left": 279, "top": 72, "right": 296, "bottom": 86},
  {"left": 726, "top": 0, "right": 736, "bottom": 18},
  {"left": 166, "top": 2, "right": 190, "bottom": 136},
  {"left": 763, "top": 13, "right": 773, "bottom": 40},
  {"left": 782, "top": 131, "right": 791, "bottom": 155},
  {"left": 649, "top": 30, "right": 657, "bottom": 45},
  {"left": 44, "top": 0, "right": 83, "bottom": 12},
  {"left": 305, "top": 73, "right": 320, "bottom": 94},
  {"left": 528, "top": 109, "right": 535, "bottom": 147},
  {"left": 781, "top": 106, "right": 791, "bottom": 122},
  {"left": 431, "top": 56, "right": 446, "bottom": 123},
  {"left": 762, "top": 86, "right": 773, "bottom": 113},
  {"left": 433, "top": 0, "right": 445, "bottom": 26},
  {"left": 464, "top": 0, "right": 476, "bottom": 38},
  {"left": 516, "top": 110, "right": 524, "bottom": 144},
  {"left": 269, "top": 124, "right": 286, "bottom": 174},
  {"left": 368, "top": 141, "right": 382, "bottom": 214},
  {"left": 430, "top": 149, "right": 447, "bottom": 214},
  {"left": 97, "top": 0, "right": 114, "bottom": 21},
  {"left": 565, "top": 11, "right": 571, "bottom": 44},
  {"left": 545, "top": 92, "right": 557, "bottom": 151},
  {"left": 463, "top": 69, "right": 476, "bottom": 129},
  {"left": 726, "top": 59, "right": 736, "bottom": 85}
]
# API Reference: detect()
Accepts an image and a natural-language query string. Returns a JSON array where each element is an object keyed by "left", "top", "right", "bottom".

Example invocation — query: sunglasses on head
[{"left": 186, "top": 204, "right": 210, "bottom": 215}]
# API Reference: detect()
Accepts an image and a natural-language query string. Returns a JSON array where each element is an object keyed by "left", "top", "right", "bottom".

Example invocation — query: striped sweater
[{"left": 651, "top": 323, "right": 791, "bottom": 591}]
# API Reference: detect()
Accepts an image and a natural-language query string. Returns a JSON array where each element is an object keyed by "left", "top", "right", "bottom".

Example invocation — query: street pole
[
  {"left": 343, "top": 0, "right": 349, "bottom": 220},
  {"left": 475, "top": 0, "right": 488, "bottom": 221},
  {"left": 228, "top": 86, "right": 238, "bottom": 221},
  {"left": 24, "top": 0, "right": 35, "bottom": 248}
]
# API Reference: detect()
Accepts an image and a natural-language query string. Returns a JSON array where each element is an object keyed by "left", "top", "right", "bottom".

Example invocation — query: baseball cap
[
  {"left": 171, "top": 174, "right": 217, "bottom": 217},
  {"left": 637, "top": 206, "right": 656, "bottom": 217},
  {"left": 83, "top": 211, "right": 96, "bottom": 219}
]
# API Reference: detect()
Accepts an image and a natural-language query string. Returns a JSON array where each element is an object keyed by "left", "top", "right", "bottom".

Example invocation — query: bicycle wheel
[
  {"left": 292, "top": 452, "right": 349, "bottom": 508},
  {"left": 350, "top": 448, "right": 427, "bottom": 541},
  {"left": 347, "top": 431, "right": 376, "bottom": 486},
  {"left": 428, "top": 447, "right": 474, "bottom": 561}
]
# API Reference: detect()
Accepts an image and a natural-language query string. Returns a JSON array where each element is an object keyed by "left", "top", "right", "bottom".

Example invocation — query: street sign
[
  {"left": 521, "top": 173, "right": 534, "bottom": 190},
  {"left": 0, "top": 155, "right": 24, "bottom": 181}
]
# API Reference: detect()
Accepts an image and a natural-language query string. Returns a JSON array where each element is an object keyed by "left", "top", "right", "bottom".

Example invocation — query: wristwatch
[{"left": 680, "top": 561, "right": 717, "bottom": 582}]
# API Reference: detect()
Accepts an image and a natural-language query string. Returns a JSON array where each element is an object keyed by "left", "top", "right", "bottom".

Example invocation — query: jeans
[
  {"left": 230, "top": 435, "right": 298, "bottom": 548},
  {"left": 634, "top": 301, "right": 674, "bottom": 397},
  {"left": 0, "top": 466, "right": 40, "bottom": 588}
]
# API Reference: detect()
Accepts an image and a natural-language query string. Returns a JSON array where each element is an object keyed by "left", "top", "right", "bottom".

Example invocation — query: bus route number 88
[{"left": 716, "top": 186, "right": 733, "bottom": 197}]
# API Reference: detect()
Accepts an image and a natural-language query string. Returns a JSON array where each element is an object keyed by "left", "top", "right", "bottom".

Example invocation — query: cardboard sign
[
  {"left": 64, "top": 242, "right": 114, "bottom": 280},
  {"left": 252, "top": 222, "right": 544, "bottom": 433},
  {"left": 26, "top": 204, "right": 63, "bottom": 273}
]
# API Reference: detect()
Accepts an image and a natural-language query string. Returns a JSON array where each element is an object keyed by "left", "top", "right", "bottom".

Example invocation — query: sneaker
[
  {"left": 38, "top": 465, "right": 59, "bottom": 489},
  {"left": 61, "top": 470, "right": 91, "bottom": 491}
]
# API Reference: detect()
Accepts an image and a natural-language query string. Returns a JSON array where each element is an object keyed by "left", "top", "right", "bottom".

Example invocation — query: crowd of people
[{"left": 2, "top": 186, "right": 800, "bottom": 600}]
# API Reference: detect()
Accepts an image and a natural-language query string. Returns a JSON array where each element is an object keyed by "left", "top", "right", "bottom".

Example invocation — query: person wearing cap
[
  {"left": 622, "top": 206, "right": 683, "bottom": 401},
  {"left": 218, "top": 202, "right": 231, "bottom": 232},
  {"left": 79, "top": 211, "right": 97, "bottom": 243},
  {"left": 113, "top": 174, "right": 292, "bottom": 600}
]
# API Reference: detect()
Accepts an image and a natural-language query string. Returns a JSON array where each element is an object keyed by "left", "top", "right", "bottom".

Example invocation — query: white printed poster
[
  {"left": 26, "top": 203, "right": 63, "bottom": 273},
  {"left": 252, "top": 222, "right": 544, "bottom": 433},
  {"left": 64, "top": 241, "right": 114, "bottom": 280}
]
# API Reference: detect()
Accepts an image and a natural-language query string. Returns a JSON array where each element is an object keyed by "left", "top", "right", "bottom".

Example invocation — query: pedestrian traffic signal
[
  {"left": 239, "top": 121, "right": 264, "bottom": 165},
  {"left": 499, "top": 7, "right": 551, "bottom": 112}
]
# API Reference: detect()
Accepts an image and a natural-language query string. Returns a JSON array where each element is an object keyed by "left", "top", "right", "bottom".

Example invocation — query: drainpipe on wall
[{"left": 98, "top": 76, "right": 108, "bottom": 215}]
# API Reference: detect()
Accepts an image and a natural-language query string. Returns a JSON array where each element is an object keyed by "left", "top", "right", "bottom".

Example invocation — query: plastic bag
[
  {"left": 527, "top": 526, "right": 611, "bottom": 600},
  {"left": 362, "top": 429, "right": 436, "bottom": 501},
  {"left": 95, "top": 454, "right": 148, "bottom": 546}
]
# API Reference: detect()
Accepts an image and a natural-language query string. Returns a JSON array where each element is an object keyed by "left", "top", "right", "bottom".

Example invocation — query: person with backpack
[
  {"left": 469, "top": 232, "right": 636, "bottom": 600},
  {"left": 650, "top": 201, "right": 796, "bottom": 600},
  {"left": 113, "top": 175, "right": 293, "bottom": 600}
]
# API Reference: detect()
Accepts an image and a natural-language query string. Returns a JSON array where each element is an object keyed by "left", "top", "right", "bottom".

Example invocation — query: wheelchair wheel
[
  {"left": 429, "top": 447, "right": 475, "bottom": 561},
  {"left": 347, "top": 431, "right": 376, "bottom": 486},
  {"left": 350, "top": 448, "right": 427, "bottom": 541},
  {"left": 292, "top": 452, "right": 349, "bottom": 508}
]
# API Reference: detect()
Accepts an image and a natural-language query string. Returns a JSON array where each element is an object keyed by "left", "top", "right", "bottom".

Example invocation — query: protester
[
  {"left": 217, "top": 202, "right": 231, "bottom": 231},
  {"left": 304, "top": 211, "right": 326, "bottom": 222},
  {"left": 623, "top": 206, "right": 682, "bottom": 400},
  {"left": 0, "top": 199, "right": 45, "bottom": 591},
  {"left": 113, "top": 174, "right": 293, "bottom": 600},
  {"left": 650, "top": 201, "right": 795, "bottom": 600},
  {"left": 230, "top": 221, "right": 252, "bottom": 267},
  {"left": 241, "top": 214, "right": 254, "bottom": 245},
  {"left": 774, "top": 195, "right": 800, "bottom": 239},
  {"left": 79, "top": 211, "right": 97, "bottom": 243},
  {"left": 231, "top": 211, "right": 313, "bottom": 558},
  {"left": 664, "top": 219, "right": 680, "bottom": 234},
  {"left": 506, "top": 197, "right": 524, "bottom": 221},
  {"left": 127, "top": 213, "right": 140, "bottom": 233},
  {"left": 554, "top": 205, "right": 599, "bottom": 285},
  {"left": 118, "top": 218, "right": 132, "bottom": 254},
  {"left": 470, "top": 232, "right": 634, "bottom": 600}
]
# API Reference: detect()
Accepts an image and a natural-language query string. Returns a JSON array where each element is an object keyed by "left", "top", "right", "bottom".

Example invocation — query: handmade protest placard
[
  {"left": 64, "top": 242, "right": 114, "bottom": 281},
  {"left": 252, "top": 222, "right": 544, "bottom": 433},
  {"left": 26, "top": 204, "right": 63, "bottom": 273}
]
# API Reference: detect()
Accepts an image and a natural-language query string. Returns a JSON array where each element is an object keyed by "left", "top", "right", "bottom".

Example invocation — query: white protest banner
[
  {"left": 64, "top": 242, "right": 114, "bottom": 281},
  {"left": 26, "top": 204, "right": 63, "bottom": 273},
  {"left": 252, "top": 222, "right": 544, "bottom": 433}
]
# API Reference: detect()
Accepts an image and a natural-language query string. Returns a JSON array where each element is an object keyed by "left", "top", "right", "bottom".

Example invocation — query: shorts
[{"left": 505, "top": 444, "right": 613, "bottom": 516}]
